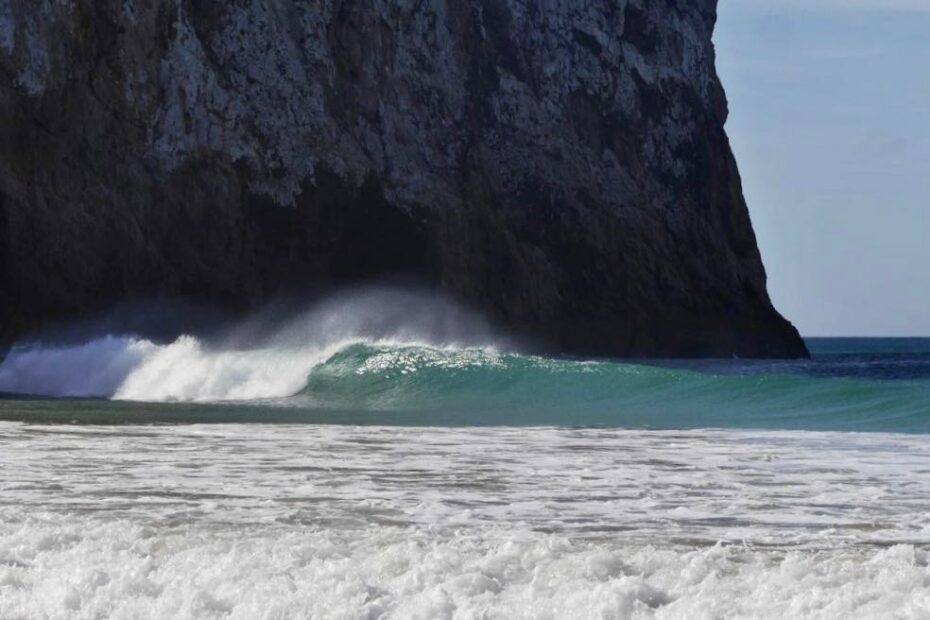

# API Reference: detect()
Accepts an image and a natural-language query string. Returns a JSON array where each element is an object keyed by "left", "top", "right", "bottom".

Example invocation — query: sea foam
[
  {"left": 0, "top": 288, "right": 497, "bottom": 402},
  {"left": 3, "top": 517, "right": 928, "bottom": 620},
  {"left": 2, "top": 423, "right": 929, "bottom": 619},
  {"left": 1, "top": 291, "right": 929, "bottom": 434}
]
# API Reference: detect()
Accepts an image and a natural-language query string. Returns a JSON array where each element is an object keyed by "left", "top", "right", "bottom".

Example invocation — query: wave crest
[
  {"left": 0, "top": 288, "right": 497, "bottom": 401},
  {"left": 1, "top": 290, "right": 929, "bottom": 433}
]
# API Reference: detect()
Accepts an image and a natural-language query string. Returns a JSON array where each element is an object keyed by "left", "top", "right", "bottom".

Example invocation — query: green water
[{"left": 2, "top": 338, "right": 928, "bottom": 432}]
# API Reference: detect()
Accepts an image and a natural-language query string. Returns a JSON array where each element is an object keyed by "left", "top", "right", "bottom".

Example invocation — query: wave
[
  {"left": 0, "top": 288, "right": 497, "bottom": 401},
  {"left": 292, "top": 343, "right": 930, "bottom": 431},
  {"left": 0, "top": 290, "right": 928, "bottom": 432},
  {"left": 3, "top": 340, "right": 929, "bottom": 432}
]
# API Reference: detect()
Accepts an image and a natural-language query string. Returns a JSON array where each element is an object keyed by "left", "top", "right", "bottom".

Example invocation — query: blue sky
[{"left": 715, "top": 1, "right": 930, "bottom": 336}]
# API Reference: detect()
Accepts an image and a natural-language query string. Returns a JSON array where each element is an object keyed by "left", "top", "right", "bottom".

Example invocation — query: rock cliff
[{"left": 0, "top": 0, "right": 807, "bottom": 357}]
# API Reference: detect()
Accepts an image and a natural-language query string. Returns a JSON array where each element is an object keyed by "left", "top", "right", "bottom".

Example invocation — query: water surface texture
[
  {"left": 1, "top": 336, "right": 929, "bottom": 433},
  {"left": 2, "top": 424, "right": 929, "bottom": 618},
  {"left": 0, "top": 300, "right": 928, "bottom": 617}
]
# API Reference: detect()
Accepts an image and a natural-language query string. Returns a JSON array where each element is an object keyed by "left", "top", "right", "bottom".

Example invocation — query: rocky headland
[{"left": 0, "top": 0, "right": 807, "bottom": 357}]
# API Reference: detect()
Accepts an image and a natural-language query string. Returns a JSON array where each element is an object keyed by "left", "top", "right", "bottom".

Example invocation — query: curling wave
[
  {"left": 2, "top": 342, "right": 930, "bottom": 433},
  {"left": 292, "top": 343, "right": 930, "bottom": 431},
  {"left": 0, "top": 289, "right": 497, "bottom": 402},
  {"left": 0, "top": 290, "right": 929, "bottom": 433}
]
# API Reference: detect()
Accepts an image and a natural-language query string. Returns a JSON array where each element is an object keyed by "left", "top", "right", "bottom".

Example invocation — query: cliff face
[{"left": 0, "top": 0, "right": 807, "bottom": 357}]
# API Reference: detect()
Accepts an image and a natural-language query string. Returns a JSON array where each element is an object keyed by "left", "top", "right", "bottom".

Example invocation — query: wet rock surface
[{"left": 0, "top": 0, "right": 806, "bottom": 357}]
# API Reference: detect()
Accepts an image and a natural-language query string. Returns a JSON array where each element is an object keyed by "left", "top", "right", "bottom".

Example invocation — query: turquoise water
[
  {"left": 3, "top": 333, "right": 930, "bottom": 617},
  {"left": 1, "top": 337, "right": 928, "bottom": 433}
]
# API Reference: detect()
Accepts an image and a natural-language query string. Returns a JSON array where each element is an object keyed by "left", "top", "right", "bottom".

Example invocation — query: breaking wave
[
  {"left": 1, "top": 289, "right": 929, "bottom": 432},
  {"left": 0, "top": 289, "right": 496, "bottom": 402}
]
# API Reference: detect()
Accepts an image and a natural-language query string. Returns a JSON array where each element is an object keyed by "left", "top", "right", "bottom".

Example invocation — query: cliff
[{"left": 0, "top": 0, "right": 807, "bottom": 358}]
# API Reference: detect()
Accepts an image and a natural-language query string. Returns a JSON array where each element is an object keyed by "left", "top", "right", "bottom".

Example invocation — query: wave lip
[
  {"left": 3, "top": 334, "right": 930, "bottom": 433},
  {"left": 0, "top": 292, "right": 928, "bottom": 434},
  {"left": 113, "top": 336, "right": 351, "bottom": 402},
  {"left": 261, "top": 342, "right": 930, "bottom": 433},
  {"left": 0, "top": 288, "right": 500, "bottom": 402},
  {"left": 0, "top": 334, "right": 334, "bottom": 402},
  {"left": 3, "top": 337, "right": 930, "bottom": 433}
]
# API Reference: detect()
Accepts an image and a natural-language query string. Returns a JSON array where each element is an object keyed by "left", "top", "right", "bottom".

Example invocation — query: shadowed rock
[{"left": 0, "top": 0, "right": 807, "bottom": 358}]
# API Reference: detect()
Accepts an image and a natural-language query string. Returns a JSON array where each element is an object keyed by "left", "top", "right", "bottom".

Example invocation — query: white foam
[
  {"left": 2, "top": 518, "right": 928, "bottom": 620},
  {"left": 0, "top": 333, "right": 336, "bottom": 402},
  {"left": 0, "top": 288, "right": 497, "bottom": 401},
  {"left": 2, "top": 424, "right": 930, "bottom": 619},
  {"left": 113, "top": 336, "right": 345, "bottom": 402}
]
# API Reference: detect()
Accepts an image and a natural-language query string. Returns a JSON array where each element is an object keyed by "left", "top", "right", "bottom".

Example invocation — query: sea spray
[
  {"left": 0, "top": 336, "right": 156, "bottom": 398},
  {"left": 2, "top": 341, "right": 930, "bottom": 432},
  {"left": 0, "top": 293, "right": 929, "bottom": 433},
  {"left": 114, "top": 336, "right": 349, "bottom": 402},
  {"left": 0, "top": 288, "right": 499, "bottom": 401}
]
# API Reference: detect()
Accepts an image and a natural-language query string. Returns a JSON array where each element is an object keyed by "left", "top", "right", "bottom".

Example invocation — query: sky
[{"left": 714, "top": 1, "right": 930, "bottom": 336}]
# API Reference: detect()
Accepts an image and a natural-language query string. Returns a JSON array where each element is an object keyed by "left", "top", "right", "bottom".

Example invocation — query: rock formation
[{"left": 0, "top": 0, "right": 807, "bottom": 357}]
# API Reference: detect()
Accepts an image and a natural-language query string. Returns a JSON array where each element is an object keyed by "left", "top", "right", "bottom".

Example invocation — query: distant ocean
[{"left": 1, "top": 296, "right": 928, "bottom": 617}]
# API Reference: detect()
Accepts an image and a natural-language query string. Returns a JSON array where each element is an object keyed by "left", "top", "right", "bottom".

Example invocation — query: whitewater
[
  {"left": 1, "top": 290, "right": 930, "bottom": 618},
  {"left": 2, "top": 425, "right": 930, "bottom": 619},
  {"left": 0, "top": 289, "right": 501, "bottom": 403}
]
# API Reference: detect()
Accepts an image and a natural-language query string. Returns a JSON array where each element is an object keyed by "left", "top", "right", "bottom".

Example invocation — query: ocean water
[{"left": 0, "top": 292, "right": 929, "bottom": 618}]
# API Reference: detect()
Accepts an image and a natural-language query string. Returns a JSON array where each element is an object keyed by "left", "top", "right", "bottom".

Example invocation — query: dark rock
[{"left": 0, "top": 0, "right": 807, "bottom": 358}]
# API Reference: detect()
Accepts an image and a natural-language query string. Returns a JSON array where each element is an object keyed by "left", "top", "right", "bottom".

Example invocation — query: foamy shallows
[{"left": 2, "top": 423, "right": 929, "bottom": 618}]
